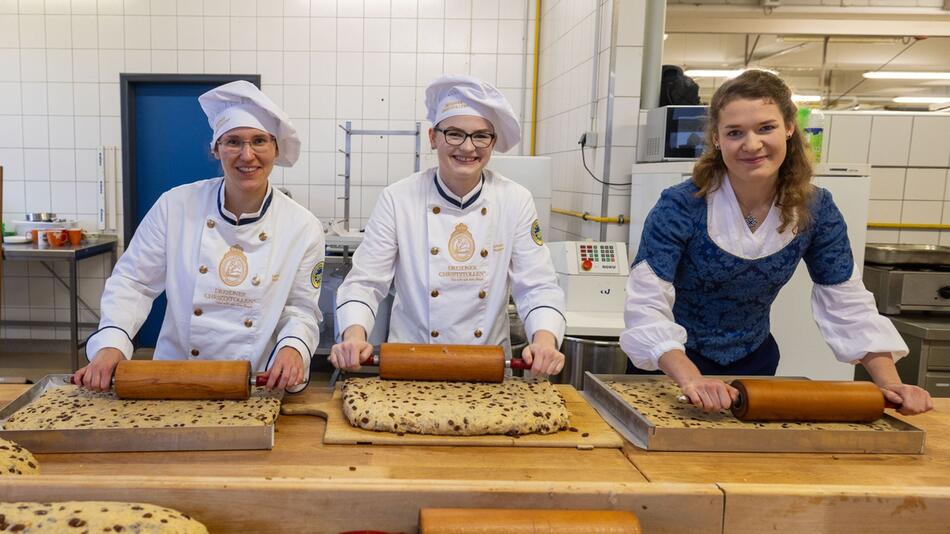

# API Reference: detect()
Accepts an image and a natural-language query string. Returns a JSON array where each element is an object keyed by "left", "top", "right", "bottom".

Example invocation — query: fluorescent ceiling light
[
  {"left": 685, "top": 69, "right": 745, "bottom": 78},
  {"left": 892, "top": 96, "right": 950, "bottom": 104},
  {"left": 864, "top": 72, "right": 950, "bottom": 80},
  {"left": 792, "top": 94, "right": 822, "bottom": 103}
]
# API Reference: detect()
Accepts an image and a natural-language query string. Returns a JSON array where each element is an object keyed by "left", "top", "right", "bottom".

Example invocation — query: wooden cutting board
[{"left": 281, "top": 384, "right": 623, "bottom": 449}]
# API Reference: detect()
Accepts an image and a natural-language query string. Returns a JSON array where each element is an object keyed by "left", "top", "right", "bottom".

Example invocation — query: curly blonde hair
[{"left": 692, "top": 69, "right": 815, "bottom": 233}]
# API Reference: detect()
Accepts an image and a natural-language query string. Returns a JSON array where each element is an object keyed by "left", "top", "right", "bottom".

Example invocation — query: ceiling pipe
[{"left": 640, "top": 0, "right": 666, "bottom": 109}]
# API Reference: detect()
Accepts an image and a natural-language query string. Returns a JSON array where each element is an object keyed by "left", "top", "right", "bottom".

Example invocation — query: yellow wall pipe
[
  {"left": 529, "top": 0, "right": 541, "bottom": 156},
  {"left": 551, "top": 207, "right": 627, "bottom": 225},
  {"left": 867, "top": 223, "right": 950, "bottom": 230}
]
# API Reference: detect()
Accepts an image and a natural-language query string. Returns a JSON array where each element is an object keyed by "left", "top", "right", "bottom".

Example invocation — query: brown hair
[{"left": 692, "top": 69, "right": 814, "bottom": 233}]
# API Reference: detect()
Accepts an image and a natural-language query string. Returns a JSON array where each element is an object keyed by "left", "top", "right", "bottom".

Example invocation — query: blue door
[{"left": 128, "top": 77, "right": 257, "bottom": 348}]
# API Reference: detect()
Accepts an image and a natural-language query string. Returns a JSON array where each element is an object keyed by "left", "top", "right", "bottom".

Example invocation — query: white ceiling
[{"left": 663, "top": 1, "right": 950, "bottom": 109}]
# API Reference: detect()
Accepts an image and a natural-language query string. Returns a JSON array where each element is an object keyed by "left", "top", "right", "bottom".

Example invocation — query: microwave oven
[{"left": 638, "top": 105, "right": 708, "bottom": 162}]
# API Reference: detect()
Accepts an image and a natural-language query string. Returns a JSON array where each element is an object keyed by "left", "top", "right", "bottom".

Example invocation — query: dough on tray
[
  {"left": 3, "top": 386, "right": 280, "bottom": 430},
  {"left": 342, "top": 377, "right": 570, "bottom": 436},
  {"left": 0, "top": 501, "right": 208, "bottom": 533},
  {"left": 0, "top": 437, "right": 38, "bottom": 475}
]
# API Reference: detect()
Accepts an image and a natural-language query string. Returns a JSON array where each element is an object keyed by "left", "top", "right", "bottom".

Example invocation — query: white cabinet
[
  {"left": 827, "top": 114, "right": 871, "bottom": 164},
  {"left": 868, "top": 115, "right": 912, "bottom": 166},
  {"left": 909, "top": 116, "right": 950, "bottom": 167}
]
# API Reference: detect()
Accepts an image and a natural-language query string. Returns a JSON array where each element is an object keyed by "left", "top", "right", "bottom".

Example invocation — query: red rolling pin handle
[
  {"left": 254, "top": 375, "right": 268, "bottom": 387},
  {"left": 507, "top": 358, "right": 532, "bottom": 370}
]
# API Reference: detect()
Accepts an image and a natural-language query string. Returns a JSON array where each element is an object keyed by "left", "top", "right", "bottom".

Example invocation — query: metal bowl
[{"left": 25, "top": 212, "right": 56, "bottom": 222}]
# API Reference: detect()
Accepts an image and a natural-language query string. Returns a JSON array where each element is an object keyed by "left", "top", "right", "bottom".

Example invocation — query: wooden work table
[{"left": 1, "top": 385, "right": 949, "bottom": 532}]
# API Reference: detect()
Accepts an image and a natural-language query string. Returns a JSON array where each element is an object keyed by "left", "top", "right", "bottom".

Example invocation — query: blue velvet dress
[{"left": 631, "top": 181, "right": 854, "bottom": 374}]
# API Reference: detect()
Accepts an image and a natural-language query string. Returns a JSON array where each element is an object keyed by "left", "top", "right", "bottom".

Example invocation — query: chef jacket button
[
  {"left": 244, "top": 319, "right": 253, "bottom": 328},
  {"left": 194, "top": 307, "right": 203, "bottom": 316},
  {"left": 474, "top": 329, "right": 482, "bottom": 338},
  {"left": 251, "top": 275, "right": 261, "bottom": 286},
  {"left": 431, "top": 330, "right": 439, "bottom": 338},
  {"left": 206, "top": 219, "right": 215, "bottom": 229},
  {"left": 272, "top": 274, "right": 280, "bottom": 282},
  {"left": 430, "top": 247, "right": 439, "bottom": 255},
  {"left": 259, "top": 232, "right": 268, "bottom": 241},
  {"left": 432, "top": 206, "right": 441, "bottom": 214},
  {"left": 480, "top": 249, "right": 488, "bottom": 257},
  {"left": 478, "top": 290, "right": 486, "bottom": 299},
  {"left": 198, "top": 265, "right": 208, "bottom": 274},
  {"left": 190, "top": 349, "right": 200, "bottom": 357},
  {"left": 481, "top": 207, "right": 487, "bottom": 215},
  {"left": 431, "top": 289, "right": 439, "bottom": 297}
]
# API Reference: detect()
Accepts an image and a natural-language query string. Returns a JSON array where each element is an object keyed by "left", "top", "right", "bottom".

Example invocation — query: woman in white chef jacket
[
  {"left": 621, "top": 70, "right": 932, "bottom": 415},
  {"left": 74, "top": 81, "right": 325, "bottom": 393},
  {"left": 330, "top": 75, "right": 567, "bottom": 376}
]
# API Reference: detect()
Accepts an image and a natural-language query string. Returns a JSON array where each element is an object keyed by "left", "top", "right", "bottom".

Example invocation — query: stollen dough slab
[
  {"left": 0, "top": 437, "right": 38, "bottom": 475},
  {"left": 342, "top": 377, "right": 570, "bottom": 436},
  {"left": 3, "top": 386, "right": 280, "bottom": 430},
  {"left": 0, "top": 501, "right": 208, "bottom": 533}
]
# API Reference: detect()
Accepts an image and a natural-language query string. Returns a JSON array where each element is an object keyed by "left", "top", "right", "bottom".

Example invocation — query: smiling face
[
  {"left": 213, "top": 127, "right": 277, "bottom": 197},
  {"left": 429, "top": 115, "right": 495, "bottom": 189},
  {"left": 713, "top": 98, "right": 793, "bottom": 189}
]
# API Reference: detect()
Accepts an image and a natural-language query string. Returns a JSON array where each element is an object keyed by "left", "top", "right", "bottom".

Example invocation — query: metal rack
[{"left": 337, "top": 121, "right": 422, "bottom": 231}]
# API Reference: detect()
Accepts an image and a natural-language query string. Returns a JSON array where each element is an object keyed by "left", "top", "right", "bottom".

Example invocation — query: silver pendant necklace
[{"left": 744, "top": 213, "right": 759, "bottom": 231}]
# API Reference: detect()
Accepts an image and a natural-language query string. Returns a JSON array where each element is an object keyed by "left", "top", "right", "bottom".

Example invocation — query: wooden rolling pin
[
  {"left": 730, "top": 379, "right": 898, "bottom": 422},
  {"left": 419, "top": 508, "right": 641, "bottom": 534},
  {"left": 365, "top": 343, "right": 531, "bottom": 383},
  {"left": 71, "top": 360, "right": 267, "bottom": 400}
]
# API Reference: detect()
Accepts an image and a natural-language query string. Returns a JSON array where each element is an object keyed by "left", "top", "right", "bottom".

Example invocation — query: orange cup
[
  {"left": 29, "top": 228, "right": 39, "bottom": 244},
  {"left": 67, "top": 228, "right": 83, "bottom": 246},
  {"left": 46, "top": 229, "right": 68, "bottom": 247}
]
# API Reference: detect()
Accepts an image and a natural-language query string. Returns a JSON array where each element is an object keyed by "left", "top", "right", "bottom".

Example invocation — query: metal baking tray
[
  {"left": 0, "top": 375, "right": 278, "bottom": 453},
  {"left": 582, "top": 373, "right": 926, "bottom": 454},
  {"left": 865, "top": 244, "right": 950, "bottom": 266}
]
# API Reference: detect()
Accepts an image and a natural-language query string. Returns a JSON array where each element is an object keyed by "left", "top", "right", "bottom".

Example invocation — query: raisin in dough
[
  {"left": 342, "top": 377, "right": 570, "bottom": 436},
  {"left": 0, "top": 438, "right": 38, "bottom": 475},
  {"left": 0, "top": 502, "right": 208, "bottom": 533},
  {"left": 3, "top": 386, "right": 280, "bottom": 430}
]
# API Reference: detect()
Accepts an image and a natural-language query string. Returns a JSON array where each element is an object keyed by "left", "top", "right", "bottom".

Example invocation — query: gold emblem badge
[
  {"left": 218, "top": 245, "right": 249, "bottom": 287},
  {"left": 311, "top": 261, "right": 324, "bottom": 289},
  {"left": 448, "top": 223, "right": 475, "bottom": 262},
  {"left": 531, "top": 219, "right": 544, "bottom": 246}
]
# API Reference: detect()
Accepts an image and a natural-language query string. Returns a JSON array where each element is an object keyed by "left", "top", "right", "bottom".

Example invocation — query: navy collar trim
[
  {"left": 217, "top": 181, "right": 274, "bottom": 226},
  {"left": 433, "top": 173, "right": 483, "bottom": 210}
]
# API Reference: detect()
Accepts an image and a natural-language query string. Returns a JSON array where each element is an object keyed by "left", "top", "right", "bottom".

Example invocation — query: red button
[{"left": 582, "top": 259, "right": 593, "bottom": 271}]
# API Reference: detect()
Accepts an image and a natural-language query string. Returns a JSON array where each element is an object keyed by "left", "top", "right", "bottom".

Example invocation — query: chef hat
[
  {"left": 425, "top": 74, "right": 521, "bottom": 153},
  {"left": 198, "top": 80, "right": 301, "bottom": 167}
]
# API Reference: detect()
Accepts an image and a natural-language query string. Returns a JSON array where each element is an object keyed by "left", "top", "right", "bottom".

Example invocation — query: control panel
[{"left": 548, "top": 241, "right": 629, "bottom": 276}]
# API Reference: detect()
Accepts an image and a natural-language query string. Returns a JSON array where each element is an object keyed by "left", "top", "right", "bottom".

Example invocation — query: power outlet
[{"left": 580, "top": 131, "right": 598, "bottom": 148}]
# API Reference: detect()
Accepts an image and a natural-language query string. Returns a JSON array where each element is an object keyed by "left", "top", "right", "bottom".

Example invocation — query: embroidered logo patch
[
  {"left": 311, "top": 261, "right": 324, "bottom": 289},
  {"left": 449, "top": 223, "right": 475, "bottom": 262},
  {"left": 531, "top": 219, "right": 544, "bottom": 246},
  {"left": 219, "top": 245, "right": 248, "bottom": 287}
]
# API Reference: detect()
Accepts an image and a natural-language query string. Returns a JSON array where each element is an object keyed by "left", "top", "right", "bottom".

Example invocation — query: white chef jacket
[
  {"left": 621, "top": 175, "right": 907, "bottom": 371},
  {"left": 336, "top": 168, "right": 566, "bottom": 354},
  {"left": 86, "top": 178, "right": 325, "bottom": 390}
]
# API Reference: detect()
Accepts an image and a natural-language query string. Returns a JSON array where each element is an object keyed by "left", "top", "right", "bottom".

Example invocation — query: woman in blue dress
[{"left": 621, "top": 70, "right": 933, "bottom": 415}]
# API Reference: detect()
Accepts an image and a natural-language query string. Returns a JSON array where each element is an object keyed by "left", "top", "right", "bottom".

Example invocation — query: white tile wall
[
  {"left": 536, "top": 0, "right": 645, "bottom": 242},
  {"left": 1, "top": 0, "right": 537, "bottom": 340},
  {"left": 826, "top": 111, "right": 950, "bottom": 246}
]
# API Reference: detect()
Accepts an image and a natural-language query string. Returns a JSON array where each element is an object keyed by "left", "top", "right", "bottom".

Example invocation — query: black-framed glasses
[
  {"left": 435, "top": 127, "right": 496, "bottom": 148},
  {"left": 217, "top": 135, "right": 276, "bottom": 154}
]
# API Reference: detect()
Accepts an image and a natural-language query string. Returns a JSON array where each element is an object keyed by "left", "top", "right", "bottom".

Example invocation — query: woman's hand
[
  {"left": 658, "top": 349, "right": 738, "bottom": 412},
  {"left": 521, "top": 330, "right": 565, "bottom": 377},
  {"left": 679, "top": 377, "right": 739, "bottom": 412},
  {"left": 861, "top": 351, "right": 934, "bottom": 416},
  {"left": 262, "top": 346, "right": 306, "bottom": 390},
  {"left": 881, "top": 383, "right": 934, "bottom": 416},
  {"left": 73, "top": 348, "right": 124, "bottom": 391},
  {"left": 329, "top": 326, "right": 374, "bottom": 371}
]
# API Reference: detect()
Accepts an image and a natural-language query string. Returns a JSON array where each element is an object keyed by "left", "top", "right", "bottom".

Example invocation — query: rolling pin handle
[
  {"left": 367, "top": 354, "right": 380, "bottom": 366},
  {"left": 885, "top": 400, "right": 901, "bottom": 410},
  {"left": 507, "top": 358, "right": 532, "bottom": 370},
  {"left": 253, "top": 375, "right": 268, "bottom": 387}
]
